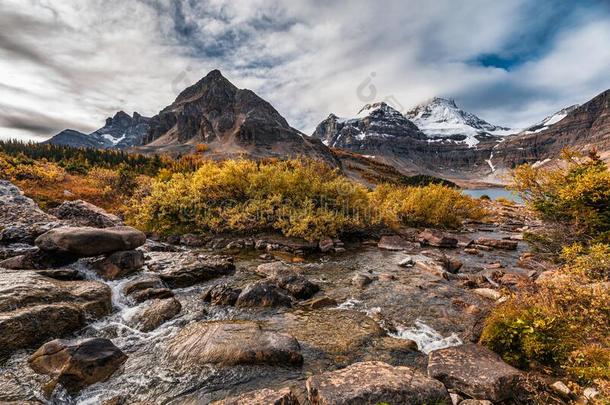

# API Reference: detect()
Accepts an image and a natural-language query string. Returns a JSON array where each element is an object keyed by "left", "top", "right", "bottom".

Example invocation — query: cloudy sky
[{"left": 2, "top": 0, "right": 610, "bottom": 141}]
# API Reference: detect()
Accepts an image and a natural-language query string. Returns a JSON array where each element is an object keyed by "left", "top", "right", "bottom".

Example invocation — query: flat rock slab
[
  {"left": 427, "top": 343, "right": 522, "bottom": 402},
  {"left": 0, "top": 270, "right": 111, "bottom": 356},
  {"left": 35, "top": 226, "right": 146, "bottom": 257},
  {"left": 28, "top": 338, "right": 127, "bottom": 394},
  {"left": 147, "top": 252, "right": 235, "bottom": 288},
  {"left": 167, "top": 321, "right": 303, "bottom": 367},
  {"left": 212, "top": 387, "right": 298, "bottom": 405},
  {"left": 306, "top": 361, "right": 450, "bottom": 405}
]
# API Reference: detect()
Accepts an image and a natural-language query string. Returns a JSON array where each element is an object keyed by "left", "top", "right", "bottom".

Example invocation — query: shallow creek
[{"left": 2, "top": 228, "right": 527, "bottom": 404}]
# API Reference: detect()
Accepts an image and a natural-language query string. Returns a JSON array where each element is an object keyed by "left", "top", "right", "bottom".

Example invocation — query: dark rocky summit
[
  {"left": 138, "top": 70, "right": 337, "bottom": 166},
  {"left": 44, "top": 111, "right": 150, "bottom": 150}
]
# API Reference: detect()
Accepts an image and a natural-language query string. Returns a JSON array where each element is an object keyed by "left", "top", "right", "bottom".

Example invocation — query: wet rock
[
  {"left": 147, "top": 252, "right": 234, "bottom": 288},
  {"left": 306, "top": 361, "right": 450, "bottom": 405},
  {"left": 0, "top": 181, "right": 59, "bottom": 244},
  {"left": 49, "top": 200, "right": 123, "bottom": 228},
  {"left": 0, "top": 243, "right": 38, "bottom": 260},
  {"left": 256, "top": 262, "right": 320, "bottom": 299},
  {"left": 235, "top": 280, "right": 293, "bottom": 308},
  {"left": 319, "top": 237, "right": 334, "bottom": 253},
  {"left": 35, "top": 226, "right": 146, "bottom": 257},
  {"left": 35, "top": 268, "right": 84, "bottom": 281},
  {"left": 0, "top": 248, "right": 77, "bottom": 269},
  {"left": 352, "top": 274, "right": 374, "bottom": 288},
  {"left": 459, "top": 401, "right": 493, "bottom": 405},
  {"left": 131, "top": 287, "right": 174, "bottom": 303},
  {"left": 212, "top": 387, "right": 298, "bottom": 405},
  {"left": 167, "top": 321, "right": 303, "bottom": 367},
  {"left": 128, "top": 297, "right": 181, "bottom": 332},
  {"left": 122, "top": 274, "right": 164, "bottom": 296},
  {"left": 0, "top": 371, "right": 44, "bottom": 403},
  {"left": 427, "top": 343, "right": 522, "bottom": 402},
  {"left": 419, "top": 229, "right": 458, "bottom": 248},
  {"left": 378, "top": 235, "right": 418, "bottom": 251},
  {"left": 89, "top": 250, "right": 145, "bottom": 280},
  {"left": 0, "top": 270, "right": 111, "bottom": 357},
  {"left": 202, "top": 284, "right": 241, "bottom": 306},
  {"left": 474, "top": 238, "right": 518, "bottom": 250},
  {"left": 140, "top": 239, "right": 178, "bottom": 253},
  {"left": 28, "top": 338, "right": 127, "bottom": 394},
  {"left": 300, "top": 296, "right": 338, "bottom": 309}
]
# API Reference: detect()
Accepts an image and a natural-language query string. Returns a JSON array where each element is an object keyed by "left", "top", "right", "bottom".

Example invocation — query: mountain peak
[{"left": 428, "top": 97, "right": 458, "bottom": 108}]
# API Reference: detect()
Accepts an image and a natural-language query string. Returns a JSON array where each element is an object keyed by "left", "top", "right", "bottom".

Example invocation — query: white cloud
[{"left": 0, "top": 0, "right": 609, "bottom": 140}]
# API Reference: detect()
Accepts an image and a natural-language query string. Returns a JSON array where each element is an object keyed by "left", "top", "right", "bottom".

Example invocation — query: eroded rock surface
[
  {"left": 167, "top": 321, "right": 303, "bottom": 367},
  {"left": 306, "top": 361, "right": 450, "bottom": 405},
  {"left": 427, "top": 343, "right": 522, "bottom": 402},
  {"left": 0, "top": 270, "right": 111, "bottom": 356},
  {"left": 28, "top": 338, "right": 127, "bottom": 393},
  {"left": 212, "top": 387, "right": 298, "bottom": 405},
  {"left": 128, "top": 297, "right": 181, "bottom": 332}
]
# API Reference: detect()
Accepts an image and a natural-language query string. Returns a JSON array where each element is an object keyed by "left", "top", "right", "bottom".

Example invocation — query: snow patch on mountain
[
  {"left": 522, "top": 105, "right": 579, "bottom": 134},
  {"left": 406, "top": 97, "right": 514, "bottom": 147}
]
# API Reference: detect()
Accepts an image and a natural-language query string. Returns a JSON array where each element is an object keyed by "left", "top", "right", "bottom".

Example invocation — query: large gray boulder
[
  {"left": 35, "top": 226, "right": 146, "bottom": 257},
  {"left": 0, "top": 181, "right": 59, "bottom": 244},
  {"left": 50, "top": 199, "right": 123, "bottom": 228},
  {"left": 235, "top": 280, "right": 293, "bottom": 308},
  {"left": 0, "top": 270, "right": 111, "bottom": 357},
  {"left": 306, "top": 361, "right": 450, "bottom": 405},
  {"left": 28, "top": 338, "right": 127, "bottom": 394},
  {"left": 427, "top": 343, "right": 522, "bottom": 402},
  {"left": 167, "top": 321, "right": 303, "bottom": 367}
]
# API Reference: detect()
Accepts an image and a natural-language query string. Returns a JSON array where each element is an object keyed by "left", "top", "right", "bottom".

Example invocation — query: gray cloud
[{"left": 1, "top": 0, "right": 610, "bottom": 141}]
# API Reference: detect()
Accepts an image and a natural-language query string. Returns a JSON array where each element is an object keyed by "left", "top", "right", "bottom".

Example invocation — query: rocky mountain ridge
[{"left": 44, "top": 111, "right": 150, "bottom": 149}]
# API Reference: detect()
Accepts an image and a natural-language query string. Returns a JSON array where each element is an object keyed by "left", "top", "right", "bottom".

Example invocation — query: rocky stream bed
[{"left": 0, "top": 180, "right": 550, "bottom": 404}]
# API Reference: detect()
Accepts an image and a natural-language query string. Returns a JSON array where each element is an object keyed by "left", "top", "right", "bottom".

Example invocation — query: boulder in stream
[
  {"left": 427, "top": 343, "right": 522, "bottom": 402},
  {"left": 128, "top": 297, "right": 181, "bottom": 332},
  {"left": 28, "top": 338, "right": 127, "bottom": 394},
  {"left": 0, "top": 270, "right": 111, "bottom": 357},
  {"left": 306, "top": 361, "right": 450, "bottom": 405},
  {"left": 212, "top": 387, "right": 298, "bottom": 405},
  {"left": 89, "top": 249, "right": 145, "bottom": 280},
  {"left": 35, "top": 226, "right": 146, "bottom": 257},
  {"left": 235, "top": 280, "right": 293, "bottom": 308},
  {"left": 255, "top": 262, "right": 320, "bottom": 299},
  {"left": 167, "top": 321, "right": 303, "bottom": 367},
  {"left": 475, "top": 237, "right": 518, "bottom": 251}
]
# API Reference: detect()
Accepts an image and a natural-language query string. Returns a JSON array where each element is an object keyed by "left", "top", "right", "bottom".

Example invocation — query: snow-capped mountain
[
  {"left": 405, "top": 97, "right": 513, "bottom": 147},
  {"left": 521, "top": 104, "right": 579, "bottom": 134},
  {"left": 312, "top": 102, "right": 424, "bottom": 149},
  {"left": 45, "top": 111, "right": 150, "bottom": 149}
]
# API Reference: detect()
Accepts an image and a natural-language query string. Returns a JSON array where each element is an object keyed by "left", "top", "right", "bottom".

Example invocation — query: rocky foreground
[{"left": 0, "top": 179, "right": 573, "bottom": 404}]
